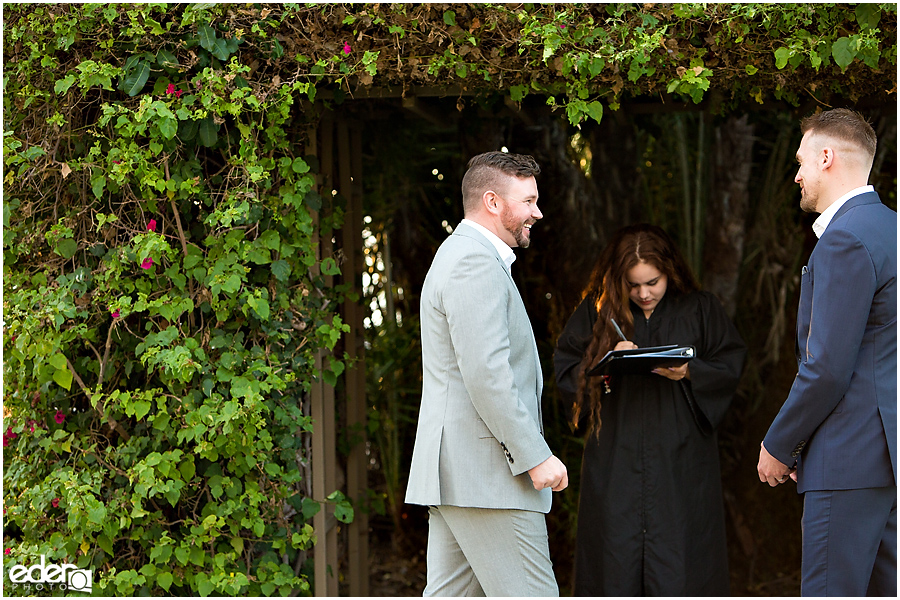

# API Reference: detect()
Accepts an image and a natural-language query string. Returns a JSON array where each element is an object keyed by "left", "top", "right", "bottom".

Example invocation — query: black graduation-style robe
[{"left": 554, "top": 290, "right": 746, "bottom": 596}]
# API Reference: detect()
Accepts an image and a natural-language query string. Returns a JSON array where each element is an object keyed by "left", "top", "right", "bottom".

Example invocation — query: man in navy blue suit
[{"left": 757, "top": 108, "right": 897, "bottom": 596}]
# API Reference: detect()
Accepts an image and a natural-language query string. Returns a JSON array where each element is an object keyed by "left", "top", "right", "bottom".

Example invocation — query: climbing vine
[{"left": 2, "top": 3, "right": 895, "bottom": 596}]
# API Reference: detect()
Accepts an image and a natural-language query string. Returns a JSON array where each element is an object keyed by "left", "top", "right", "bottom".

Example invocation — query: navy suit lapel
[{"left": 832, "top": 191, "right": 881, "bottom": 223}]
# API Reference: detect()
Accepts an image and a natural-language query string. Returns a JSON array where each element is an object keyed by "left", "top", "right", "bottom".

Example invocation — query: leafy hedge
[{"left": 2, "top": 3, "right": 895, "bottom": 596}]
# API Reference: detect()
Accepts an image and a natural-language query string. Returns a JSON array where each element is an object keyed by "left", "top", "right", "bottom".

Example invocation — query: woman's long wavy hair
[{"left": 572, "top": 224, "right": 699, "bottom": 437}]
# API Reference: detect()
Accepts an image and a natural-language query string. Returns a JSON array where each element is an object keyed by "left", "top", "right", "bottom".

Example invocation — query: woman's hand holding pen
[{"left": 614, "top": 340, "right": 638, "bottom": 351}]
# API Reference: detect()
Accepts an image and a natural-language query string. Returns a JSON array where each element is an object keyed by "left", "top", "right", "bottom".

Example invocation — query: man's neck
[{"left": 816, "top": 178, "right": 870, "bottom": 213}]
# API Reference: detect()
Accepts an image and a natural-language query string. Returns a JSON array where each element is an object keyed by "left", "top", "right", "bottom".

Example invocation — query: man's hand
[
  {"left": 757, "top": 441, "right": 793, "bottom": 487},
  {"left": 528, "top": 455, "right": 568, "bottom": 492}
]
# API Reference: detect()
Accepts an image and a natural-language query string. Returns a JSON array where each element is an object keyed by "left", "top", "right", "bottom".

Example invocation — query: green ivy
[{"left": 3, "top": 3, "right": 895, "bottom": 596}]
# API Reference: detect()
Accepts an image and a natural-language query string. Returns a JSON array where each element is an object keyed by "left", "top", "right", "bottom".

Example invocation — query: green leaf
[
  {"left": 271, "top": 260, "right": 291, "bottom": 282},
  {"left": 198, "top": 24, "right": 217, "bottom": 51},
  {"left": 584, "top": 101, "right": 603, "bottom": 124},
  {"left": 87, "top": 502, "right": 108, "bottom": 524},
  {"left": 157, "top": 49, "right": 179, "bottom": 68},
  {"left": 831, "top": 37, "right": 855, "bottom": 70},
  {"left": 855, "top": 4, "right": 881, "bottom": 30},
  {"left": 291, "top": 157, "right": 310, "bottom": 173},
  {"left": 49, "top": 353, "right": 68, "bottom": 370},
  {"left": 509, "top": 84, "right": 528, "bottom": 102},
  {"left": 198, "top": 578, "right": 215, "bottom": 597},
  {"left": 744, "top": 64, "right": 759, "bottom": 76},
  {"left": 53, "top": 368, "right": 73, "bottom": 391},
  {"left": 55, "top": 74, "right": 76, "bottom": 95},
  {"left": 158, "top": 117, "right": 178, "bottom": 140},
  {"left": 91, "top": 174, "right": 107, "bottom": 199},
  {"left": 198, "top": 117, "right": 218, "bottom": 147},
  {"left": 212, "top": 38, "right": 231, "bottom": 61},
  {"left": 157, "top": 571, "right": 174, "bottom": 592},
  {"left": 301, "top": 497, "right": 321, "bottom": 520},
  {"left": 774, "top": 47, "right": 791, "bottom": 70},
  {"left": 133, "top": 399, "right": 152, "bottom": 420},
  {"left": 443, "top": 10, "right": 456, "bottom": 26},
  {"left": 97, "top": 534, "right": 114, "bottom": 556},
  {"left": 124, "top": 61, "right": 151, "bottom": 96},
  {"left": 55, "top": 238, "right": 78, "bottom": 259}
]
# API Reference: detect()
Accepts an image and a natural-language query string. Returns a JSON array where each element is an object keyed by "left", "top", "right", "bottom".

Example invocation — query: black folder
[{"left": 587, "top": 345, "right": 695, "bottom": 376}]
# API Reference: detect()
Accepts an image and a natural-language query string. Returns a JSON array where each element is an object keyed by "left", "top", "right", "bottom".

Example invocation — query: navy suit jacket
[{"left": 764, "top": 191, "right": 897, "bottom": 493}]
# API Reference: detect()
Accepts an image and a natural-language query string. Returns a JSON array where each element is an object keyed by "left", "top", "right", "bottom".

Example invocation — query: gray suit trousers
[{"left": 423, "top": 505, "right": 559, "bottom": 597}]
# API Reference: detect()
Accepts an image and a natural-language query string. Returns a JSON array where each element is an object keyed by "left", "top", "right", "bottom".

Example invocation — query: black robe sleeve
[
  {"left": 553, "top": 296, "right": 597, "bottom": 431},
  {"left": 682, "top": 291, "right": 747, "bottom": 431}
]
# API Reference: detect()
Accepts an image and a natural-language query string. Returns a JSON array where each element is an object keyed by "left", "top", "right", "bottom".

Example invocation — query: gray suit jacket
[{"left": 406, "top": 222, "right": 553, "bottom": 513}]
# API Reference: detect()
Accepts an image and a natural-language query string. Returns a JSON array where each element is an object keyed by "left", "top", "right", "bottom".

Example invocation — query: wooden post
[
  {"left": 311, "top": 117, "right": 339, "bottom": 597},
  {"left": 339, "top": 120, "right": 369, "bottom": 596}
]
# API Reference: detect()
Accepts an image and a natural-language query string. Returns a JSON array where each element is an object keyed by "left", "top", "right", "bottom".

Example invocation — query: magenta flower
[
  {"left": 54, "top": 411, "right": 65, "bottom": 424},
  {"left": 51, "top": 498, "right": 60, "bottom": 508},
  {"left": 174, "top": 89, "right": 183, "bottom": 99},
  {"left": 166, "top": 83, "right": 176, "bottom": 95},
  {"left": 112, "top": 159, "right": 121, "bottom": 165},
  {"left": 147, "top": 219, "right": 157, "bottom": 232},
  {"left": 141, "top": 257, "right": 154, "bottom": 269},
  {"left": 111, "top": 309, "right": 120, "bottom": 319},
  {"left": 4, "top": 548, "right": 10, "bottom": 555},
  {"left": 342, "top": 42, "right": 351, "bottom": 55}
]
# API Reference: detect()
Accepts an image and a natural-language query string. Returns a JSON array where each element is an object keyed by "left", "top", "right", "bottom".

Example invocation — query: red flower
[
  {"left": 166, "top": 83, "right": 176, "bottom": 95},
  {"left": 174, "top": 89, "right": 183, "bottom": 99},
  {"left": 4, "top": 548, "right": 10, "bottom": 555},
  {"left": 111, "top": 309, "right": 120, "bottom": 319},
  {"left": 140, "top": 257, "right": 154, "bottom": 269},
  {"left": 51, "top": 498, "right": 60, "bottom": 508},
  {"left": 147, "top": 219, "right": 157, "bottom": 232},
  {"left": 54, "top": 411, "right": 65, "bottom": 424},
  {"left": 112, "top": 159, "right": 121, "bottom": 165},
  {"left": 342, "top": 42, "right": 351, "bottom": 55},
  {"left": 3, "top": 426, "right": 17, "bottom": 446}
]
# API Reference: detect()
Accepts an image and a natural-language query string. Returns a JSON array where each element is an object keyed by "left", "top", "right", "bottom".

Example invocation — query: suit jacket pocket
[{"left": 474, "top": 417, "right": 494, "bottom": 439}]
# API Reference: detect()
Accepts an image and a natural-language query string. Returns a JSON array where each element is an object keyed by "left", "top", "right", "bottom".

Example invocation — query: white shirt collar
[
  {"left": 460, "top": 218, "right": 516, "bottom": 271},
  {"left": 812, "top": 185, "right": 874, "bottom": 238}
]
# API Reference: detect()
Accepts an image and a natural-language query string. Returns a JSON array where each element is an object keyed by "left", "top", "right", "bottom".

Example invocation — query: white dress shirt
[
  {"left": 812, "top": 185, "right": 875, "bottom": 239},
  {"left": 460, "top": 219, "right": 516, "bottom": 272}
]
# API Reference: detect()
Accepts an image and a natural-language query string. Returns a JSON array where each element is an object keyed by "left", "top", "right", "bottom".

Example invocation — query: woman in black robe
[{"left": 554, "top": 224, "right": 746, "bottom": 596}]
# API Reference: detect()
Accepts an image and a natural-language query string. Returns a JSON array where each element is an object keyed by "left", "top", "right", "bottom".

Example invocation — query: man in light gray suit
[{"left": 406, "top": 151, "right": 568, "bottom": 596}]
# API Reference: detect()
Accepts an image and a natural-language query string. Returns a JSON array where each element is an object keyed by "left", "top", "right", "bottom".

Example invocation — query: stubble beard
[
  {"left": 502, "top": 210, "right": 530, "bottom": 248},
  {"left": 799, "top": 188, "right": 817, "bottom": 213}
]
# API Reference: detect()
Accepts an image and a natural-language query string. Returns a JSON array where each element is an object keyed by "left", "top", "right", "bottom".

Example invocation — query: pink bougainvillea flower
[
  {"left": 166, "top": 83, "right": 176, "bottom": 95},
  {"left": 559, "top": 23, "right": 567, "bottom": 29},
  {"left": 54, "top": 411, "right": 65, "bottom": 424},
  {"left": 4, "top": 548, "right": 10, "bottom": 555},
  {"left": 111, "top": 309, "right": 120, "bottom": 319},
  {"left": 342, "top": 42, "right": 351, "bottom": 55},
  {"left": 51, "top": 498, "right": 60, "bottom": 508},
  {"left": 141, "top": 257, "right": 154, "bottom": 269},
  {"left": 147, "top": 219, "right": 157, "bottom": 232},
  {"left": 174, "top": 89, "right": 183, "bottom": 99}
]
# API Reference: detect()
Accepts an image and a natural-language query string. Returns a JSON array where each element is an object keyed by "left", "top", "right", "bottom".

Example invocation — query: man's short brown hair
[
  {"left": 461, "top": 151, "right": 540, "bottom": 215},
  {"left": 800, "top": 108, "right": 877, "bottom": 163}
]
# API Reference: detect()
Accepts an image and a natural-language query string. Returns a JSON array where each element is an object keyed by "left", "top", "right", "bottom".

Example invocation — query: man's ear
[
  {"left": 483, "top": 190, "right": 502, "bottom": 215},
  {"left": 820, "top": 146, "right": 835, "bottom": 170}
]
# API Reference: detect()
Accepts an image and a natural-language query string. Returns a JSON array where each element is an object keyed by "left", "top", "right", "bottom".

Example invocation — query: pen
[{"left": 610, "top": 317, "right": 627, "bottom": 342}]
